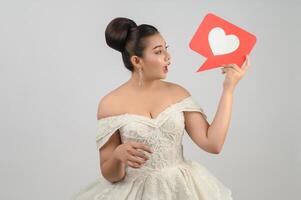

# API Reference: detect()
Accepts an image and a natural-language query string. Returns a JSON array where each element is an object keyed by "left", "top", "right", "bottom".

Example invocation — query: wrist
[{"left": 223, "top": 85, "right": 235, "bottom": 94}]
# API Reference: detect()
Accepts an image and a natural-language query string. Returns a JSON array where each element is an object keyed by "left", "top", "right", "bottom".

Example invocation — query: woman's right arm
[
  {"left": 99, "top": 131, "right": 126, "bottom": 183},
  {"left": 97, "top": 95, "right": 153, "bottom": 183},
  {"left": 97, "top": 96, "right": 126, "bottom": 183}
]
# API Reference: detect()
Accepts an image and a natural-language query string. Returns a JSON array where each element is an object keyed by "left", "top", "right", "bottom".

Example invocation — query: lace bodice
[
  {"left": 70, "top": 96, "right": 234, "bottom": 199},
  {"left": 96, "top": 95, "right": 207, "bottom": 177}
]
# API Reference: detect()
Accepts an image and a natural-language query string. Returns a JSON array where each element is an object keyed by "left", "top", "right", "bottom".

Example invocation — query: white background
[{"left": 0, "top": 0, "right": 299, "bottom": 199}]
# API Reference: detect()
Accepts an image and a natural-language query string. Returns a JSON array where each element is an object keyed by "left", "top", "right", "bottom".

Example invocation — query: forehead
[{"left": 145, "top": 34, "right": 166, "bottom": 49}]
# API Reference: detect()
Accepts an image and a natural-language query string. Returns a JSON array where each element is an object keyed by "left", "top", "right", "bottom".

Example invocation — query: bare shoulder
[
  {"left": 165, "top": 81, "right": 191, "bottom": 100},
  {"left": 97, "top": 90, "right": 122, "bottom": 120}
]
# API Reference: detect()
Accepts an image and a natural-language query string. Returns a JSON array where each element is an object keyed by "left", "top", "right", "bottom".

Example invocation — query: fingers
[
  {"left": 221, "top": 54, "right": 251, "bottom": 74},
  {"left": 221, "top": 68, "right": 225, "bottom": 74},
  {"left": 126, "top": 141, "right": 153, "bottom": 168},
  {"left": 128, "top": 148, "right": 149, "bottom": 160},
  {"left": 221, "top": 65, "right": 240, "bottom": 73},
  {"left": 132, "top": 141, "right": 154, "bottom": 154},
  {"left": 126, "top": 153, "right": 147, "bottom": 168},
  {"left": 229, "top": 64, "right": 242, "bottom": 73},
  {"left": 242, "top": 54, "right": 250, "bottom": 71},
  {"left": 135, "top": 148, "right": 150, "bottom": 160},
  {"left": 128, "top": 154, "right": 146, "bottom": 165},
  {"left": 127, "top": 160, "right": 143, "bottom": 168}
]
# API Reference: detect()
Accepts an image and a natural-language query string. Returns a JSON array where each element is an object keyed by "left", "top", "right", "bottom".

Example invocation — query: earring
[{"left": 138, "top": 68, "right": 143, "bottom": 87}]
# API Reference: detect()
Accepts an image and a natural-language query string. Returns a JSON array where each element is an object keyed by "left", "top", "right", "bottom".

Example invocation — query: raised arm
[
  {"left": 208, "top": 55, "right": 250, "bottom": 152},
  {"left": 179, "top": 55, "right": 250, "bottom": 154}
]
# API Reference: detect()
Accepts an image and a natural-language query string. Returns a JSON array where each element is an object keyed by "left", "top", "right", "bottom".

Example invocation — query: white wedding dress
[{"left": 71, "top": 95, "right": 233, "bottom": 200}]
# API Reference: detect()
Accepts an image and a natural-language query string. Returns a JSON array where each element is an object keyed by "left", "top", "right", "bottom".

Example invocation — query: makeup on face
[
  {"left": 153, "top": 44, "right": 170, "bottom": 74},
  {"left": 163, "top": 65, "right": 168, "bottom": 73}
]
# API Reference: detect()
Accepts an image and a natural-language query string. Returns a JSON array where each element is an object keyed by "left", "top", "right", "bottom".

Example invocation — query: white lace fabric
[{"left": 71, "top": 96, "right": 233, "bottom": 200}]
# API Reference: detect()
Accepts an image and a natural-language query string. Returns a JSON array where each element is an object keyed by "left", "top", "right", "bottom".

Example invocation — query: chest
[{"left": 119, "top": 110, "right": 186, "bottom": 142}]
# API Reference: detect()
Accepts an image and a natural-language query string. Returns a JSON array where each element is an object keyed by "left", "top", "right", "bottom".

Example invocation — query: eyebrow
[{"left": 152, "top": 41, "right": 167, "bottom": 50}]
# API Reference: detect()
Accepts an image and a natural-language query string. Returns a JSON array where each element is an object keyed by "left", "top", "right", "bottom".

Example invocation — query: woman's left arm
[{"left": 207, "top": 55, "right": 251, "bottom": 153}]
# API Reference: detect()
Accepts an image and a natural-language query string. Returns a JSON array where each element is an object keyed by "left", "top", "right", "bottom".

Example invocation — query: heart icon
[
  {"left": 208, "top": 27, "right": 240, "bottom": 55},
  {"left": 189, "top": 13, "right": 257, "bottom": 72}
]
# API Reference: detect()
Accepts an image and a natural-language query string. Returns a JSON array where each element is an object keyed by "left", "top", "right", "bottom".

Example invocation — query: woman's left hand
[{"left": 221, "top": 55, "right": 250, "bottom": 91}]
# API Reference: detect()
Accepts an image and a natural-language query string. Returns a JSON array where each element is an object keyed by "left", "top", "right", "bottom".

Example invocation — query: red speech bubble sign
[{"left": 189, "top": 13, "right": 257, "bottom": 72}]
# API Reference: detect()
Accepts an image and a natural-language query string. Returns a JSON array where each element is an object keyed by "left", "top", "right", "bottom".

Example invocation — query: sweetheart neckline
[{"left": 97, "top": 95, "right": 192, "bottom": 122}]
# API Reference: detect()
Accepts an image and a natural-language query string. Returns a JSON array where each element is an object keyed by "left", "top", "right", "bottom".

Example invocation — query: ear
[{"left": 130, "top": 55, "right": 142, "bottom": 68}]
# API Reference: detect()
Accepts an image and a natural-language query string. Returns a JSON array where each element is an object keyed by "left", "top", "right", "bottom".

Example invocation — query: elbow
[
  {"left": 211, "top": 144, "right": 222, "bottom": 154},
  {"left": 212, "top": 148, "right": 221, "bottom": 154},
  {"left": 100, "top": 166, "right": 126, "bottom": 183},
  {"left": 101, "top": 171, "right": 125, "bottom": 184}
]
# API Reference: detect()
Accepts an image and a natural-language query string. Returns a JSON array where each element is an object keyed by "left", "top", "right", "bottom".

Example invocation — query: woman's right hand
[{"left": 113, "top": 140, "right": 154, "bottom": 168}]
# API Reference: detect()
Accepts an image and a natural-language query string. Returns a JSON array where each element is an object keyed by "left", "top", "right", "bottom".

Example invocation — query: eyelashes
[{"left": 156, "top": 45, "right": 170, "bottom": 54}]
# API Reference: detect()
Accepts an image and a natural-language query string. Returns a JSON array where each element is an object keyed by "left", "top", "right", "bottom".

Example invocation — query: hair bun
[{"left": 105, "top": 17, "right": 137, "bottom": 52}]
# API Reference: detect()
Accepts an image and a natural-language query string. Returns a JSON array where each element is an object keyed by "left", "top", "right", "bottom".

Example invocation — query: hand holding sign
[
  {"left": 221, "top": 54, "right": 250, "bottom": 91},
  {"left": 189, "top": 13, "right": 257, "bottom": 72}
]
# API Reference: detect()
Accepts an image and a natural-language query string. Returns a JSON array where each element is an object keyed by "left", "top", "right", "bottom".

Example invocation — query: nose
[{"left": 165, "top": 51, "right": 171, "bottom": 62}]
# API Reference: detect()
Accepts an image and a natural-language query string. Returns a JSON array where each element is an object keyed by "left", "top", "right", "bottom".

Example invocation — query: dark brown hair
[{"left": 105, "top": 17, "right": 159, "bottom": 72}]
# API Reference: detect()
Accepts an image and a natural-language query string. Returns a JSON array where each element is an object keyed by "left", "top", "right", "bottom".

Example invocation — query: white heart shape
[{"left": 208, "top": 27, "right": 240, "bottom": 55}]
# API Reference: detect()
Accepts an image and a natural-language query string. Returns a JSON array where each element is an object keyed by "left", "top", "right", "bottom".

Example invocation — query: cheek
[
  {"left": 143, "top": 54, "right": 164, "bottom": 74},
  {"left": 146, "top": 55, "right": 163, "bottom": 65}
]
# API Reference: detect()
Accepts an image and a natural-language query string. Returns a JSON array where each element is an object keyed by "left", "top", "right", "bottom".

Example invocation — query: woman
[{"left": 71, "top": 17, "right": 250, "bottom": 200}]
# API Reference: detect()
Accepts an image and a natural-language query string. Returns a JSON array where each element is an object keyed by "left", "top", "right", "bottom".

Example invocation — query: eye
[{"left": 155, "top": 45, "right": 169, "bottom": 54}]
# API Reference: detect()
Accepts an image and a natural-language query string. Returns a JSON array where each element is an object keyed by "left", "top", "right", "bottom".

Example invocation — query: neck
[{"left": 127, "top": 71, "right": 162, "bottom": 91}]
